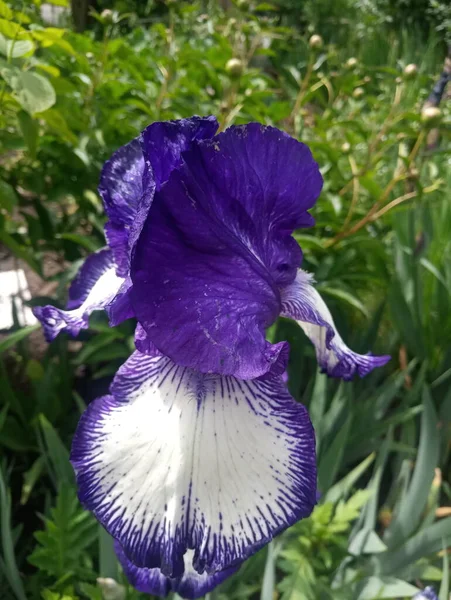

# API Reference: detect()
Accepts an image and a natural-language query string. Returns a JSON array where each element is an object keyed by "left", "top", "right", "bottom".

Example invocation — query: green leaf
[
  {"left": 439, "top": 538, "right": 449, "bottom": 600},
  {"left": 384, "top": 387, "right": 439, "bottom": 548},
  {"left": 317, "top": 286, "right": 369, "bottom": 317},
  {"left": 376, "top": 517, "right": 451, "bottom": 576},
  {"left": 0, "top": 179, "right": 18, "bottom": 213},
  {"left": 325, "top": 453, "right": 375, "bottom": 504},
  {"left": 0, "top": 324, "right": 40, "bottom": 353},
  {"left": 318, "top": 413, "right": 352, "bottom": 493},
  {"left": 21, "top": 456, "right": 45, "bottom": 505},
  {"left": 0, "top": 465, "right": 27, "bottom": 600},
  {"left": 28, "top": 484, "right": 97, "bottom": 580},
  {"left": 260, "top": 542, "right": 276, "bottom": 600},
  {"left": 38, "top": 414, "right": 74, "bottom": 486},
  {"left": 1, "top": 67, "right": 56, "bottom": 114},
  {"left": 356, "top": 576, "right": 418, "bottom": 599},
  {"left": 0, "top": 33, "right": 34, "bottom": 58},
  {"left": 56, "top": 233, "right": 100, "bottom": 252},
  {"left": 0, "top": 1, "right": 12, "bottom": 20},
  {"left": 17, "top": 110, "right": 38, "bottom": 159},
  {"left": 0, "top": 18, "right": 31, "bottom": 40}
]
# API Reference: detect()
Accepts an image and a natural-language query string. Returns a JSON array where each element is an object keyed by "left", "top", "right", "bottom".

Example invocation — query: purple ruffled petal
[
  {"left": 280, "top": 270, "right": 390, "bottom": 380},
  {"left": 100, "top": 117, "right": 218, "bottom": 278},
  {"left": 139, "top": 116, "right": 219, "bottom": 192},
  {"left": 131, "top": 124, "right": 322, "bottom": 379},
  {"left": 99, "top": 138, "right": 146, "bottom": 277},
  {"left": 33, "top": 249, "right": 124, "bottom": 342},
  {"left": 70, "top": 351, "right": 316, "bottom": 578},
  {"left": 115, "top": 541, "right": 239, "bottom": 599}
]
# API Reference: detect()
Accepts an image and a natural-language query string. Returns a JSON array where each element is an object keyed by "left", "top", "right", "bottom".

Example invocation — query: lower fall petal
[
  {"left": 33, "top": 249, "right": 124, "bottom": 342},
  {"left": 70, "top": 351, "right": 316, "bottom": 578},
  {"left": 115, "top": 541, "right": 239, "bottom": 599},
  {"left": 280, "top": 270, "right": 390, "bottom": 380}
]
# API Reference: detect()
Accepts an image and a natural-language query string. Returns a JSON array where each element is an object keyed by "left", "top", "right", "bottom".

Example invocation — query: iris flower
[
  {"left": 413, "top": 588, "right": 438, "bottom": 600},
  {"left": 35, "top": 116, "right": 389, "bottom": 598}
]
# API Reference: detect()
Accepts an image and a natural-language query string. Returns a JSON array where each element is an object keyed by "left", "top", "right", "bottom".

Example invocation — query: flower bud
[
  {"left": 97, "top": 578, "right": 126, "bottom": 600},
  {"left": 100, "top": 9, "right": 114, "bottom": 23},
  {"left": 403, "top": 63, "right": 418, "bottom": 79},
  {"left": 225, "top": 58, "right": 244, "bottom": 78},
  {"left": 345, "top": 57, "right": 358, "bottom": 70},
  {"left": 363, "top": 75, "right": 371, "bottom": 84},
  {"left": 421, "top": 106, "right": 442, "bottom": 126},
  {"left": 352, "top": 87, "right": 364, "bottom": 99},
  {"left": 341, "top": 142, "right": 351, "bottom": 154},
  {"left": 309, "top": 34, "right": 323, "bottom": 50}
]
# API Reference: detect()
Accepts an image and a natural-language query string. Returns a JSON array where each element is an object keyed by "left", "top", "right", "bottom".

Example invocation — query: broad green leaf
[
  {"left": 0, "top": 179, "right": 18, "bottom": 213},
  {"left": 1, "top": 67, "right": 56, "bottom": 114},
  {"left": 356, "top": 576, "right": 418, "bottom": 599},
  {"left": 376, "top": 517, "right": 451, "bottom": 576},
  {"left": 0, "top": 1, "right": 12, "bottom": 20},
  {"left": 0, "top": 33, "right": 34, "bottom": 58},
  {"left": 0, "top": 18, "right": 30, "bottom": 40},
  {"left": 384, "top": 388, "right": 439, "bottom": 548}
]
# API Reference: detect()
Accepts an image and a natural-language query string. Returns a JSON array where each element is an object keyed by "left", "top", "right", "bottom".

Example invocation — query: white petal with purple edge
[
  {"left": 33, "top": 249, "right": 124, "bottom": 341},
  {"left": 280, "top": 270, "right": 390, "bottom": 380},
  {"left": 71, "top": 352, "right": 316, "bottom": 578}
]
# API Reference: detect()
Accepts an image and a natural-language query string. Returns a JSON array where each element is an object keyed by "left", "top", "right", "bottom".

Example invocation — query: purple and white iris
[{"left": 34, "top": 116, "right": 390, "bottom": 598}]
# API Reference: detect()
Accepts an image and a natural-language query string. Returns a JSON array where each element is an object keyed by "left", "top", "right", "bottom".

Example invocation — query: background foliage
[{"left": 0, "top": 1, "right": 450, "bottom": 599}]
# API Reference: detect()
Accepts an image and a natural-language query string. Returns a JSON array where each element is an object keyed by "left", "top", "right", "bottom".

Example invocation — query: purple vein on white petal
[
  {"left": 115, "top": 541, "right": 239, "bottom": 599},
  {"left": 280, "top": 269, "right": 390, "bottom": 380},
  {"left": 70, "top": 351, "right": 316, "bottom": 578}
]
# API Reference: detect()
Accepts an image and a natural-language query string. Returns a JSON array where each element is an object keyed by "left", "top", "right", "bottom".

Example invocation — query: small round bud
[
  {"left": 363, "top": 75, "right": 371, "bottom": 84},
  {"left": 395, "top": 76, "right": 402, "bottom": 84},
  {"left": 97, "top": 578, "right": 126, "bottom": 600},
  {"left": 403, "top": 63, "right": 418, "bottom": 79},
  {"left": 421, "top": 105, "right": 442, "bottom": 126},
  {"left": 225, "top": 58, "right": 244, "bottom": 78},
  {"left": 309, "top": 34, "right": 323, "bottom": 50},
  {"left": 341, "top": 142, "right": 351, "bottom": 154},
  {"left": 100, "top": 9, "right": 114, "bottom": 22},
  {"left": 345, "top": 57, "right": 358, "bottom": 70},
  {"left": 408, "top": 167, "right": 419, "bottom": 180},
  {"left": 352, "top": 87, "right": 364, "bottom": 99}
]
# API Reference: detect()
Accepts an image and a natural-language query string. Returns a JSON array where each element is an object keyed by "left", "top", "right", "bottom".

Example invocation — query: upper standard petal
[
  {"left": 100, "top": 117, "right": 218, "bottom": 277},
  {"left": 131, "top": 124, "right": 322, "bottom": 379}
]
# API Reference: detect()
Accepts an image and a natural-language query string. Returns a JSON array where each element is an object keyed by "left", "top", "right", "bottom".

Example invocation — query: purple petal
[
  {"left": 70, "top": 351, "right": 316, "bottom": 578},
  {"left": 413, "top": 587, "right": 438, "bottom": 600},
  {"left": 131, "top": 124, "right": 321, "bottom": 379},
  {"left": 280, "top": 270, "right": 390, "bottom": 380},
  {"left": 115, "top": 541, "right": 239, "bottom": 599},
  {"left": 100, "top": 117, "right": 219, "bottom": 278},
  {"left": 99, "top": 138, "right": 146, "bottom": 276},
  {"left": 139, "top": 116, "right": 219, "bottom": 191},
  {"left": 33, "top": 249, "right": 124, "bottom": 342}
]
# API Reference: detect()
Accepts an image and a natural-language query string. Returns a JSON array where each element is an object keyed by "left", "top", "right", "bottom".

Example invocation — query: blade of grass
[{"left": 0, "top": 465, "right": 27, "bottom": 600}]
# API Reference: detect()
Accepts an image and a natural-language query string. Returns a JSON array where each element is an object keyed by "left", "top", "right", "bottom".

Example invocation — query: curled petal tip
[
  {"left": 281, "top": 270, "right": 390, "bottom": 380},
  {"left": 33, "top": 304, "right": 84, "bottom": 342}
]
